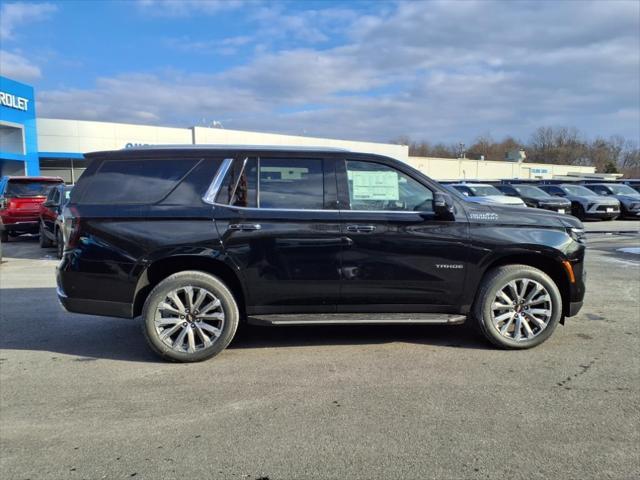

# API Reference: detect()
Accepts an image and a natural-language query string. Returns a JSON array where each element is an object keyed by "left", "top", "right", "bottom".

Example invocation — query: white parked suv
[{"left": 447, "top": 183, "right": 527, "bottom": 207}]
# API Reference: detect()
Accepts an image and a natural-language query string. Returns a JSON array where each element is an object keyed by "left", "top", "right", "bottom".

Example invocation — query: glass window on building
[{"left": 39, "top": 158, "right": 86, "bottom": 184}]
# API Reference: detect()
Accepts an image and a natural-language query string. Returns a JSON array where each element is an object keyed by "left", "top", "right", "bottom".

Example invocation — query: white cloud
[
  {"left": 0, "top": 2, "right": 57, "bottom": 40},
  {"left": 39, "top": 1, "right": 640, "bottom": 143},
  {"left": 0, "top": 50, "right": 41, "bottom": 81},
  {"left": 165, "top": 35, "right": 252, "bottom": 55},
  {"left": 137, "top": 0, "right": 245, "bottom": 17}
]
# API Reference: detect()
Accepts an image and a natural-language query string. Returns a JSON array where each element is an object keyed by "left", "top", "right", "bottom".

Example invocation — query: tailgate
[{"left": 7, "top": 197, "right": 45, "bottom": 216}]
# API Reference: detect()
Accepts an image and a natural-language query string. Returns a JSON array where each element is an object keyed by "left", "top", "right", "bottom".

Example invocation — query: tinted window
[
  {"left": 497, "top": 185, "right": 517, "bottom": 195},
  {"left": 259, "top": 158, "right": 323, "bottom": 209},
  {"left": 513, "top": 185, "right": 550, "bottom": 198},
  {"left": 6, "top": 180, "right": 60, "bottom": 197},
  {"left": 607, "top": 184, "right": 637, "bottom": 195},
  {"left": 542, "top": 186, "right": 563, "bottom": 195},
  {"left": 346, "top": 160, "right": 433, "bottom": 211},
  {"left": 468, "top": 185, "right": 502, "bottom": 196},
  {"left": 563, "top": 185, "right": 596, "bottom": 196},
  {"left": 81, "top": 159, "right": 199, "bottom": 204},
  {"left": 588, "top": 185, "right": 608, "bottom": 195},
  {"left": 452, "top": 185, "right": 472, "bottom": 196}
]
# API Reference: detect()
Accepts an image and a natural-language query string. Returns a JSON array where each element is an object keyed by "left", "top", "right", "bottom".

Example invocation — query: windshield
[
  {"left": 6, "top": 181, "right": 61, "bottom": 197},
  {"left": 468, "top": 185, "right": 502, "bottom": 196},
  {"left": 604, "top": 184, "right": 638, "bottom": 195},
  {"left": 513, "top": 185, "right": 551, "bottom": 198},
  {"left": 563, "top": 185, "right": 597, "bottom": 196}
]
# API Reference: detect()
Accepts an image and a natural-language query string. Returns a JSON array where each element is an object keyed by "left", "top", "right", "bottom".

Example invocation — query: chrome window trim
[
  {"left": 210, "top": 202, "right": 430, "bottom": 215},
  {"left": 202, "top": 158, "right": 234, "bottom": 205}
]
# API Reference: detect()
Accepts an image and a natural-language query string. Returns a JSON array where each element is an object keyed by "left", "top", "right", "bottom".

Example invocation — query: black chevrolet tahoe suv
[{"left": 57, "top": 146, "right": 586, "bottom": 362}]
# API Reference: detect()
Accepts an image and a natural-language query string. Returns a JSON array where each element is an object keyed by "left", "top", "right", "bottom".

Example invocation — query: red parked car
[{"left": 0, "top": 176, "right": 64, "bottom": 242}]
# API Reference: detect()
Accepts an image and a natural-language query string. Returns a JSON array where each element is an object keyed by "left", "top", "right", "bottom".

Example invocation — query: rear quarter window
[{"left": 77, "top": 158, "right": 200, "bottom": 204}]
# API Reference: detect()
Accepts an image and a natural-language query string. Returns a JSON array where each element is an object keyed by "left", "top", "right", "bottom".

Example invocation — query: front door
[
  {"left": 215, "top": 156, "right": 343, "bottom": 314},
  {"left": 337, "top": 158, "right": 469, "bottom": 311}
]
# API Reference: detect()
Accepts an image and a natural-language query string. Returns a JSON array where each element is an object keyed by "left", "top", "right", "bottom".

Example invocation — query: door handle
[
  {"left": 346, "top": 224, "right": 376, "bottom": 233},
  {"left": 229, "top": 223, "right": 262, "bottom": 231}
]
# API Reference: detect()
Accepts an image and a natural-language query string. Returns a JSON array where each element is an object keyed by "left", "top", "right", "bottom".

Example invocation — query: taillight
[{"left": 65, "top": 207, "right": 81, "bottom": 249}]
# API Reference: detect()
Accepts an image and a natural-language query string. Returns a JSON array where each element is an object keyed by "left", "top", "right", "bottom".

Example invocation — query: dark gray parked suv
[{"left": 582, "top": 183, "right": 640, "bottom": 219}]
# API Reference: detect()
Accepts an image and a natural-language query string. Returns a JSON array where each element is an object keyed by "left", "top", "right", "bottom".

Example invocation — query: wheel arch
[
  {"left": 133, "top": 255, "right": 246, "bottom": 318},
  {"left": 478, "top": 252, "right": 571, "bottom": 320}
]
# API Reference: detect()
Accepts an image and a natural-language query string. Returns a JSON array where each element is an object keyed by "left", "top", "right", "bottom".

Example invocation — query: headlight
[
  {"left": 559, "top": 218, "right": 586, "bottom": 243},
  {"left": 567, "top": 227, "right": 586, "bottom": 243}
]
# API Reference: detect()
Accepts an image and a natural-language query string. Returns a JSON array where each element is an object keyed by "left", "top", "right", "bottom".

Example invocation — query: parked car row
[
  {"left": 442, "top": 179, "right": 640, "bottom": 221},
  {"left": 0, "top": 176, "right": 65, "bottom": 243},
  {"left": 39, "top": 184, "right": 73, "bottom": 258}
]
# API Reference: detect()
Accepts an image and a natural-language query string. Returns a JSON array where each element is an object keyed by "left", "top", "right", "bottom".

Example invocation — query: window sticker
[{"left": 351, "top": 170, "right": 399, "bottom": 201}]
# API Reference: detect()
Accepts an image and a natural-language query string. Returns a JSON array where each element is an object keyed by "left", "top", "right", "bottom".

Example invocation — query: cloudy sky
[{"left": 1, "top": 0, "right": 638, "bottom": 144}]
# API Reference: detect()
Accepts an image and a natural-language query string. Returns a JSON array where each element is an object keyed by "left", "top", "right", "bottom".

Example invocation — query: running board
[{"left": 247, "top": 313, "right": 466, "bottom": 326}]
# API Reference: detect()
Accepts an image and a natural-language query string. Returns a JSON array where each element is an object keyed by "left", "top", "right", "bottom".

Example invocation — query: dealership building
[{"left": 0, "top": 75, "right": 594, "bottom": 182}]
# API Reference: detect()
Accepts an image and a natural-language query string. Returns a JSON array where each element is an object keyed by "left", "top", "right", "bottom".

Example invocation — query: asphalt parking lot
[{"left": 1, "top": 225, "right": 639, "bottom": 480}]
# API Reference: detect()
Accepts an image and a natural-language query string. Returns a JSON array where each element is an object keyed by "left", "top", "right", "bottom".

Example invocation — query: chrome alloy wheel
[
  {"left": 154, "top": 286, "right": 225, "bottom": 353},
  {"left": 491, "top": 279, "right": 552, "bottom": 342}
]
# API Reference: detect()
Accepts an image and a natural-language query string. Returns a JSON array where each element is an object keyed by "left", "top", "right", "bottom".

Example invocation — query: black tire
[
  {"left": 472, "top": 264, "right": 562, "bottom": 349},
  {"left": 39, "top": 223, "right": 53, "bottom": 248},
  {"left": 142, "top": 270, "right": 239, "bottom": 362},
  {"left": 1, "top": 230, "right": 8, "bottom": 243},
  {"left": 56, "top": 229, "right": 64, "bottom": 259},
  {"left": 572, "top": 203, "right": 585, "bottom": 220}
]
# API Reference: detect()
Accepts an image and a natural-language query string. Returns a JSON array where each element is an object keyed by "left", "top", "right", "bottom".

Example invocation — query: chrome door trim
[{"left": 202, "top": 158, "right": 234, "bottom": 205}]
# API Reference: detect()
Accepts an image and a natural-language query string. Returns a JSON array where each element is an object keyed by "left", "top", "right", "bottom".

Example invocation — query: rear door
[
  {"left": 214, "top": 155, "right": 343, "bottom": 314},
  {"left": 336, "top": 158, "right": 468, "bottom": 311}
]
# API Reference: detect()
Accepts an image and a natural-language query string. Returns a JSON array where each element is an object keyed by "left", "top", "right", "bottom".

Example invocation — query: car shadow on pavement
[
  {"left": 230, "top": 322, "right": 489, "bottom": 351},
  {"left": 0, "top": 287, "right": 490, "bottom": 363},
  {"left": 1, "top": 235, "right": 58, "bottom": 261}
]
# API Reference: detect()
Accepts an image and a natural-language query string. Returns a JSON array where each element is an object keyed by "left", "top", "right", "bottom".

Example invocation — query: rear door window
[
  {"left": 80, "top": 158, "right": 199, "bottom": 204},
  {"left": 259, "top": 158, "right": 324, "bottom": 209}
]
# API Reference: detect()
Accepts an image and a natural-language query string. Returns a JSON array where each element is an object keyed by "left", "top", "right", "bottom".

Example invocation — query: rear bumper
[
  {"left": 56, "top": 269, "right": 134, "bottom": 319},
  {"left": 0, "top": 220, "right": 38, "bottom": 233},
  {"left": 56, "top": 284, "right": 133, "bottom": 319}
]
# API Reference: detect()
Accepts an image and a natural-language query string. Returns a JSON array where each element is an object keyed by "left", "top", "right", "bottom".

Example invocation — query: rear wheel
[
  {"left": 39, "top": 223, "right": 53, "bottom": 248},
  {"left": 472, "top": 264, "right": 562, "bottom": 349},
  {"left": 1, "top": 230, "right": 8, "bottom": 243},
  {"left": 142, "top": 271, "right": 239, "bottom": 362}
]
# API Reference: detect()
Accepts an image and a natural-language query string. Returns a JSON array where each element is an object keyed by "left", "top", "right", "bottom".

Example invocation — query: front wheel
[
  {"left": 56, "top": 229, "right": 64, "bottom": 259},
  {"left": 472, "top": 265, "right": 562, "bottom": 349},
  {"left": 572, "top": 203, "right": 586, "bottom": 220},
  {"left": 142, "top": 271, "right": 239, "bottom": 362}
]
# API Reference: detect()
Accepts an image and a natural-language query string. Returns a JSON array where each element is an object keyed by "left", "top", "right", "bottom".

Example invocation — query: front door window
[{"left": 345, "top": 160, "right": 433, "bottom": 212}]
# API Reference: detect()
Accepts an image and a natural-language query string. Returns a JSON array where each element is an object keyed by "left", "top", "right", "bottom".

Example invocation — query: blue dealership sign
[{"left": 0, "top": 76, "right": 39, "bottom": 175}]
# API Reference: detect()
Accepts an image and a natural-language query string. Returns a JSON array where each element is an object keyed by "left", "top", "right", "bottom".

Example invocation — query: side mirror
[{"left": 433, "top": 192, "right": 455, "bottom": 219}]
